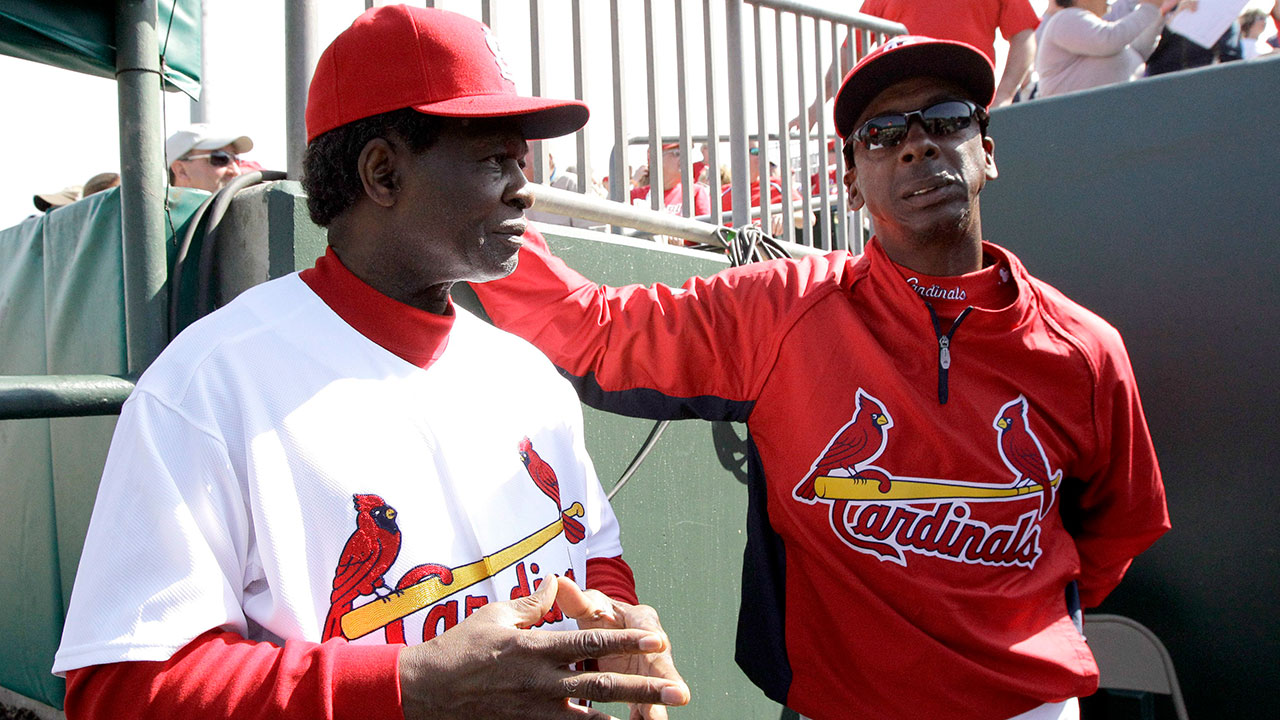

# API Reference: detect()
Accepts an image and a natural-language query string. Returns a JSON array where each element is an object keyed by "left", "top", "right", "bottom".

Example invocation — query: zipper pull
[{"left": 939, "top": 336, "right": 951, "bottom": 370}]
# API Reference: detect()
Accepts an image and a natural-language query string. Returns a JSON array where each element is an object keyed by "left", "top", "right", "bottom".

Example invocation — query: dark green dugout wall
[{"left": 982, "top": 55, "right": 1280, "bottom": 717}]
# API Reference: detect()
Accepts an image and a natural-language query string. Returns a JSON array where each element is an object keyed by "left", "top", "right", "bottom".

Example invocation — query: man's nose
[
  {"left": 896, "top": 120, "right": 939, "bottom": 164},
  {"left": 507, "top": 166, "right": 534, "bottom": 211}
]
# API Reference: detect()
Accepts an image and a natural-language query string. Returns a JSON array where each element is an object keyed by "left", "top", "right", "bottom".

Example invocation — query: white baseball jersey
[{"left": 54, "top": 270, "right": 622, "bottom": 674}]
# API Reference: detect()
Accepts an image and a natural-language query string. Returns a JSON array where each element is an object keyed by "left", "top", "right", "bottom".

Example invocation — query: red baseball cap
[
  {"left": 306, "top": 5, "right": 588, "bottom": 143},
  {"left": 833, "top": 35, "right": 994, "bottom": 140}
]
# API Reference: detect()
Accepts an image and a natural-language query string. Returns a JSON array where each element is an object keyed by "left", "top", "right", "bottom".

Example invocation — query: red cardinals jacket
[{"left": 472, "top": 229, "right": 1169, "bottom": 720}]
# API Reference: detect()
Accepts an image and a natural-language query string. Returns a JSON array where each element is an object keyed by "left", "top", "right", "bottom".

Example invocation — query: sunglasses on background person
[
  {"left": 179, "top": 150, "right": 240, "bottom": 167},
  {"left": 847, "top": 99, "right": 987, "bottom": 153}
]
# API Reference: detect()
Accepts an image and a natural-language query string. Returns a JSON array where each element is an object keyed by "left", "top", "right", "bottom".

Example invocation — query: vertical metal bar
[
  {"left": 773, "top": 9, "right": 794, "bottom": 244},
  {"left": 813, "top": 16, "right": 831, "bottom": 250},
  {"left": 190, "top": 0, "right": 211, "bottom": 123},
  {"left": 482, "top": 1, "right": 492, "bottom": 32},
  {"left": 116, "top": 0, "right": 168, "bottom": 372},
  {"left": 675, "top": 0, "right": 694, "bottom": 218},
  {"left": 794, "top": 13, "right": 812, "bottom": 246},
  {"left": 703, "top": 0, "right": 722, "bottom": 221},
  {"left": 285, "top": 0, "right": 319, "bottom": 180},
  {"left": 832, "top": 22, "right": 848, "bottom": 251},
  {"left": 609, "top": 0, "right": 629, "bottom": 212},
  {"left": 643, "top": 0, "right": 663, "bottom": 213},
  {"left": 752, "top": 3, "right": 771, "bottom": 234},
  {"left": 571, "top": 0, "right": 590, "bottom": 193},
  {"left": 529, "top": 0, "right": 548, "bottom": 183},
  {"left": 724, "top": 0, "right": 750, "bottom": 230}
]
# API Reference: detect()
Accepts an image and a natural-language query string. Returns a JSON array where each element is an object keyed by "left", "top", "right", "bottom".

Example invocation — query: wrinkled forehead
[{"left": 855, "top": 76, "right": 974, "bottom": 127}]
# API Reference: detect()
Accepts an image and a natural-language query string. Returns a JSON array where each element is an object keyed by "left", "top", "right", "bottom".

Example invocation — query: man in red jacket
[{"left": 473, "top": 35, "right": 1169, "bottom": 720}]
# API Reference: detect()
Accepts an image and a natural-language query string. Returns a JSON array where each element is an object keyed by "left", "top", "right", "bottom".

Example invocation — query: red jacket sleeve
[
  {"left": 63, "top": 630, "right": 403, "bottom": 720},
  {"left": 473, "top": 227, "right": 848, "bottom": 422},
  {"left": 1067, "top": 328, "right": 1170, "bottom": 607}
]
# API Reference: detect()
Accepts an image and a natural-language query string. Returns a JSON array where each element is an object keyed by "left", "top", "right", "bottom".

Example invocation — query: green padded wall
[{"left": 0, "top": 188, "right": 205, "bottom": 708}]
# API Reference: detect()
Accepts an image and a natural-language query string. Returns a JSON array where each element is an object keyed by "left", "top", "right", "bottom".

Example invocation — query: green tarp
[
  {"left": 0, "top": 187, "right": 206, "bottom": 708},
  {"left": 0, "top": 0, "right": 201, "bottom": 96}
]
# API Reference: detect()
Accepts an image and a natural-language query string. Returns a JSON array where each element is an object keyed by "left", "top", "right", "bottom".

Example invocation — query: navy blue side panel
[
  {"left": 733, "top": 437, "right": 792, "bottom": 706},
  {"left": 561, "top": 369, "right": 755, "bottom": 423}
]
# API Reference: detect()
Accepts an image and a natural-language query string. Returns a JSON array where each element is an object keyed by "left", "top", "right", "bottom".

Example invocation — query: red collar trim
[
  {"left": 864, "top": 238, "right": 1032, "bottom": 330},
  {"left": 299, "top": 247, "right": 453, "bottom": 369},
  {"left": 891, "top": 253, "right": 1017, "bottom": 316}
]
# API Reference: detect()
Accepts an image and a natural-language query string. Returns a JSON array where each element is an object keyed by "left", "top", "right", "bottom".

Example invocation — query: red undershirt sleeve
[
  {"left": 586, "top": 555, "right": 639, "bottom": 606},
  {"left": 63, "top": 630, "right": 404, "bottom": 720}
]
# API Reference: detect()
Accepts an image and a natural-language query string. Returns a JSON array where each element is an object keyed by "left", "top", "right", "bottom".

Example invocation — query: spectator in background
[
  {"left": 1035, "top": 0, "right": 1165, "bottom": 98},
  {"left": 798, "top": 0, "right": 1040, "bottom": 129},
  {"left": 166, "top": 124, "right": 254, "bottom": 193},
  {"left": 32, "top": 172, "right": 121, "bottom": 212},
  {"left": 522, "top": 146, "right": 598, "bottom": 229},
  {"left": 630, "top": 142, "right": 711, "bottom": 219},
  {"left": 721, "top": 142, "right": 803, "bottom": 236},
  {"left": 32, "top": 184, "right": 81, "bottom": 212},
  {"left": 1239, "top": 7, "right": 1273, "bottom": 57},
  {"left": 1145, "top": 0, "right": 1244, "bottom": 75}
]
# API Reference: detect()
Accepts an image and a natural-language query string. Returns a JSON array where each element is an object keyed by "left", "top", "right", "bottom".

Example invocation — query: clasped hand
[{"left": 398, "top": 575, "right": 689, "bottom": 719}]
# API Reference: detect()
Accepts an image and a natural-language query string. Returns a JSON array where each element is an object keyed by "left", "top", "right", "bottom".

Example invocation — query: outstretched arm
[{"left": 993, "top": 29, "right": 1036, "bottom": 107}]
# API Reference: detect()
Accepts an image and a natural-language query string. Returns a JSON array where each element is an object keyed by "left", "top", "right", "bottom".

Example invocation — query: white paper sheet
[{"left": 1166, "top": 0, "right": 1251, "bottom": 49}]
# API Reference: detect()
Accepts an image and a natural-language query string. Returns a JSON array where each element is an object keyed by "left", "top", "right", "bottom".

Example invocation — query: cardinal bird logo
[
  {"left": 322, "top": 494, "right": 402, "bottom": 641},
  {"left": 994, "top": 396, "right": 1060, "bottom": 519},
  {"left": 794, "top": 388, "right": 893, "bottom": 503},
  {"left": 518, "top": 437, "right": 586, "bottom": 544}
]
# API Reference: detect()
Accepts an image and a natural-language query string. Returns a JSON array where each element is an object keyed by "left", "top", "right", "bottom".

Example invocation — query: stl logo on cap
[{"left": 484, "top": 28, "right": 517, "bottom": 86}]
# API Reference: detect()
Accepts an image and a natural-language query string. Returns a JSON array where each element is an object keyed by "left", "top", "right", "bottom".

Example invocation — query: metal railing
[{"left": 332, "top": 1, "right": 907, "bottom": 251}]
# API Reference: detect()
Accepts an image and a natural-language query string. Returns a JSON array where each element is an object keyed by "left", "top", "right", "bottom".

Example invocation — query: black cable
[
  {"left": 168, "top": 191, "right": 220, "bottom": 339},
  {"left": 189, "top": 171, "right": 289, "bottom": 323}
]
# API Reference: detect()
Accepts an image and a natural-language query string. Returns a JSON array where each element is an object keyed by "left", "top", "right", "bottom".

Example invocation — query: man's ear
[
  {"left": 844, "top": 165, "right": 865, "bottom": 212},
  {"left": 358, "top": 138, "right": 400, "bottom": 208},
  {"left": 983, "top": 135, "right": 998, "bottom": 181},
  {"left": 169, "top": 162, "right": 189, "bottom": 186}
]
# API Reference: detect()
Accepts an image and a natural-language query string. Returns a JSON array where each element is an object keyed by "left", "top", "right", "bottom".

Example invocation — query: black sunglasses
[
  {"left": 181, "top": 150, "right": 239, "bottom": 167},
  {"left": 848, "top": 100, "right": 986, "bottom": 153}
]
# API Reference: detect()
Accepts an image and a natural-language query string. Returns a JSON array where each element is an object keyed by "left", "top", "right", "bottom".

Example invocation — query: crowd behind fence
[{"left": 349, "top": 0, "right": 906, "bottom": 252}]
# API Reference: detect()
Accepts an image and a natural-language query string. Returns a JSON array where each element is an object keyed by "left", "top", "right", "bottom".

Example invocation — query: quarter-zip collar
[
  {"left": 861, "top": 237, "right": 1035, "bottom": 333},
  {"left": 859, "top": 237, "right": 1036, "bottom": 404}
]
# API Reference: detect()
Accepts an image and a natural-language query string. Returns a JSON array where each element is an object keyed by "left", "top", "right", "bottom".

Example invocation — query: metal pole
[
  {"left": 832, "top": 21, "right": 848, "bottom": 250},
  {"left": 752, "top": 3, "right": 770, "bottom": 234},
  {"left": 571, "top": 0, "right": 590, "bottom": 193},
  {"left": 0, "top": 375, "right": 137, "bottom": 421},
  {"left": 116, "top": 0, "right": 168, "bottom": 374},
  {"left": 703, "top": 0, "right": 722, "bottom": 221},
  {"left": 774, "top": 9, "right": 794, "bottom": 244},
  {"left": 609, "top": 0, "right": 629, "bottom": 210},
  {"left": 794, "top": 13, "right": 812, "bottom": 246},
  {"left": 643, "top": 0, "right": 663, "bottom": 212},
  {"left": 529, "top": 0, "right": 548, "bottom": 183},
  {"left": 190, "top": 0, "right": 211, "bottom": 123},
  {"left": 675, "top": 0, "right": 694, "bottom": 218},
  {"left": 724, "top": 0, "right": 750, "bottom": 229},
  {"left": 286, "top": 0, "right": 319, "bottom": 179},
  {"left": 813, "top": 16, "right": 831, "bottom": 250}
]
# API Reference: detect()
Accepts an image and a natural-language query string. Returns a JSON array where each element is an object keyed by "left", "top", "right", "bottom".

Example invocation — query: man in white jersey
[{"left": 52, "top": 6, "right": 688, "bottom": 720}]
